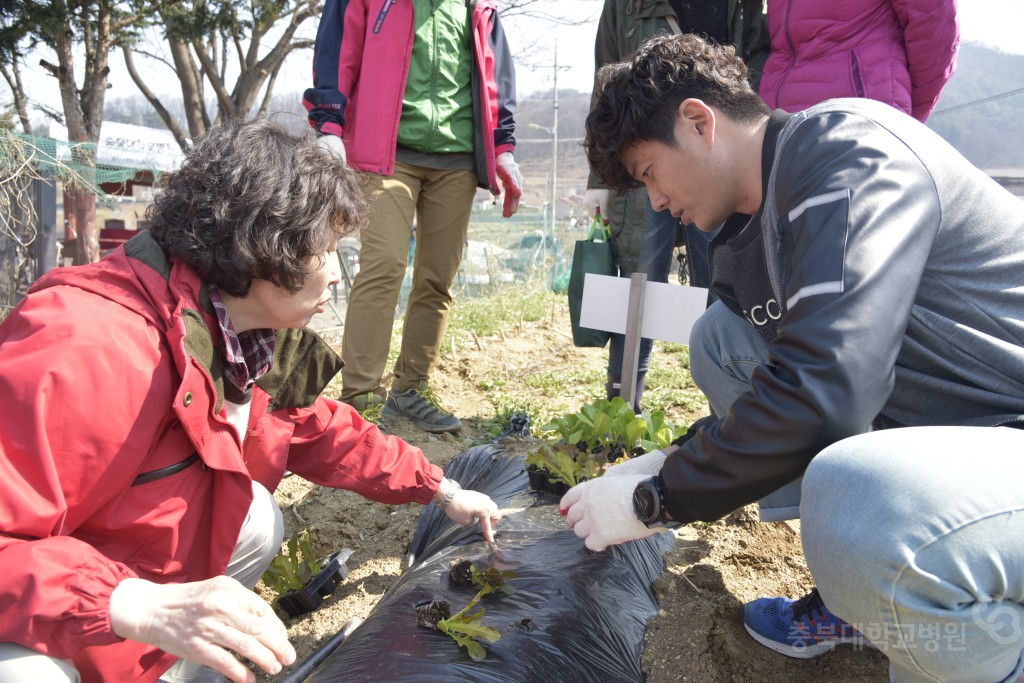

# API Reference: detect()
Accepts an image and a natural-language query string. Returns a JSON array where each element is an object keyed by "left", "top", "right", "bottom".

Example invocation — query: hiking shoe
[
  {"left": 383, "top": 382, "right": 462, "bottom": 433},
  {"left": 743, "top": 587, "right": 868, "bottom": 658},
  {"left": 347, "top": 392, "right": 384, "bottom": 412}
]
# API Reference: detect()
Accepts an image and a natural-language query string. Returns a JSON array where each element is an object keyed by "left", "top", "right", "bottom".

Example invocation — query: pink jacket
[
  {"left": 759, "top": 0, "right": 959, "bottom": 121},
  {"left": 303, "top": 0, "right": 517, "bottom": 192},
  {"left": 0, "top": 235, "right": 443, "bottom": 682}
]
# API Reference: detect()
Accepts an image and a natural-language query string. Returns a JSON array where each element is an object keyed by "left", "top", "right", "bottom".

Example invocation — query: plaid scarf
[{"left": 207, "top": 284, "right": 276, "bottom": 395}]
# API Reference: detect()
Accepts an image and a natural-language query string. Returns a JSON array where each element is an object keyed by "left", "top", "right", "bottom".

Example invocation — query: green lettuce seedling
[
  {"left": 261, "top": 529, "right": 324, "bottom": 599},
  {"left": 416, "top": 598, "right": 501, "bottom": 661}
]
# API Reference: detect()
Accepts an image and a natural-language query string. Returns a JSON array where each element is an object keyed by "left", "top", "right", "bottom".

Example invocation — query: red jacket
[
  {"left": 302, "top": 0, "right": 517, "bottom": 192},
  {"left": 0, "top": 233, "right": 443, "bottom": 682},
  {"left": 759, "top": 0, "right": 959, "bottom": 121}
]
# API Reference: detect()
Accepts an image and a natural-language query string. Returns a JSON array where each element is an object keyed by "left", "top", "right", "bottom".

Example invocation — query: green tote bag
[{"left": 568, "top": 218, "right": 617, "bottom": 347}]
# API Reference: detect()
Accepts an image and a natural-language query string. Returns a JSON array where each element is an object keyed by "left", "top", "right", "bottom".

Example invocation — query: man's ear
[{"left": 678, "top": 98, "right": 715, "bottom": 146}]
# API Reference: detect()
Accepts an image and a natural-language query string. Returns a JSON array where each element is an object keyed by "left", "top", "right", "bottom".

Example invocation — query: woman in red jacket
[{"left": 0, "top": 118, "right": 500, "bottom": 683}]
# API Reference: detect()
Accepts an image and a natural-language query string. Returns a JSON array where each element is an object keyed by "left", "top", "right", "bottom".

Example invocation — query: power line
[{"left": 930, "top": 86, "right": 1024, "bottom": 116}]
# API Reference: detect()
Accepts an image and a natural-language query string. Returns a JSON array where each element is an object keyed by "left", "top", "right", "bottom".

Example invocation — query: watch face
[{"left": 632, "top": 483, "right": 658, "bottom": 522}]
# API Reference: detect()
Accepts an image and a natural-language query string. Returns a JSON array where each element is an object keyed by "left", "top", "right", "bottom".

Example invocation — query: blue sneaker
[{"left": 743, "top": 587, "right": 868, "bottom": 658}]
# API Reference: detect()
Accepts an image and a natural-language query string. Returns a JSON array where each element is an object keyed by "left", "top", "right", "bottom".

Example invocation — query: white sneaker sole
[{"left": 744, "top": 622, "right": 867, "bottom": 659}]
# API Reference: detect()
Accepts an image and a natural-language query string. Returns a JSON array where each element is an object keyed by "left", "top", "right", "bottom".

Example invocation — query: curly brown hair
[
  {"left": 585, "top": 33, "right": 770, "bottom": 193},
  {"left": 147, "top": 118, "right": 371, "bottom": 297}
]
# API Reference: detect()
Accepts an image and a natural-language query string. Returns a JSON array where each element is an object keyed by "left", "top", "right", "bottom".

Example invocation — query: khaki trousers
[{"left": 340, "top": 161, "right": 477, "bottom": 401}]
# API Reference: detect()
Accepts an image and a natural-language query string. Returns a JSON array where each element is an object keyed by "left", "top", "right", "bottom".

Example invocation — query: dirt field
[{"left": 257, "top": 308, "right": 890, "bottom": 682}]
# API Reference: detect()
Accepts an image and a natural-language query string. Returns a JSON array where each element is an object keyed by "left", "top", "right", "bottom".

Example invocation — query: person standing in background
[
  {"left": 304, "top": 0, "right": 523, "bottom": 434},
  {"left": 759, "top": 0, "right": 960, "bottom": 122},
  {"left": 582, "top": 0, "right": 769, "bottom": 412}
]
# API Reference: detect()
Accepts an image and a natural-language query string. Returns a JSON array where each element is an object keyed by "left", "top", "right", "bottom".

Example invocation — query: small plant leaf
[
  {"left": 260, "top": 528, "right": 328, "bottom": 601},
  {"left": 436, "top": 606, "right": 502, "bottom": 661},
  {"left": 470, "top": 565, "right": 518, "bottom": 596},
  {"left": 448, "top": 633, "right": 488, "bottom": 661}
]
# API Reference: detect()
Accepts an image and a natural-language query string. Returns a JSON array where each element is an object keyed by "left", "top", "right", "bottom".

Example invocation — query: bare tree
[
  {"left": 123, "top": 0, "right": 320, "bottom": 149},
  {"left": 499, "top": 0, "right": 599, "bottom": 74},
  {"left": 0, "top": 5, "right": 41, "bottom": 135},
  {"left": 8, "top": 0, "right": 158, "bottom": 264},
  {"left": 122, "top": 0, "right": 579, "bottom": 149}
]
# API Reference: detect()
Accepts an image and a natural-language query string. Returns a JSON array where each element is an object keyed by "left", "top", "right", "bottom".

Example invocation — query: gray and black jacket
[{"left": 663, "top": 98, "right": 1024, "bottom": 523}]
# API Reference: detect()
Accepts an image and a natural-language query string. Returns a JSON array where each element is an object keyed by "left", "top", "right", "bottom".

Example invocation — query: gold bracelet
[{"left": 437, "top": 479, "right": 461, "bottom": 511}]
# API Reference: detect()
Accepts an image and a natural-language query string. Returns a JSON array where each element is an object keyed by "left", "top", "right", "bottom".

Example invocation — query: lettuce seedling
[{"left": 416, "top": 598, "right": 501, "bottom": 661}]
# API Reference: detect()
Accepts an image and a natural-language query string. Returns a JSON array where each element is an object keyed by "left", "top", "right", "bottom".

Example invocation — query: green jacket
[
  {"left": 397, "top": 0, "right": 475, "bottom": 154},
  {"left": 588, "top": 0, "right": 769, "bottom": 271}
]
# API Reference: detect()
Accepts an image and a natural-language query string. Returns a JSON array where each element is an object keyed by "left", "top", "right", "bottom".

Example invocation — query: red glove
[
  {"left": 582, "top": 188, "right": 610, "bottom": 225},
  {"left": 496, "top": 152, "right": 522, "bottom": 218}
]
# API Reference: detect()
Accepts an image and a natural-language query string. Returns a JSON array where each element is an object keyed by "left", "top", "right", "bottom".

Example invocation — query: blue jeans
[
  {"left": 689, "top": 301, "right": 1024, "bottom": 682},
  {"left": 689, "top": 301, "right": 802, "bottom": 520},
  {"left": 683, "top": 223, "right": 714, "bottom": 288},
  {"left": 607, "top": 204, "right": 676, "bottom": 378}
]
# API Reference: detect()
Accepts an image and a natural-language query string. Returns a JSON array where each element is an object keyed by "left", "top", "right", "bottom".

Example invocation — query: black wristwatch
[{"left": 632, "top": 476, "right": 681, "bottom": 529}]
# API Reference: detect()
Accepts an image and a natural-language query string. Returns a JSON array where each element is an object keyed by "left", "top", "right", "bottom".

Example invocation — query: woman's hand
[
  {"left": 434, "top": 478, "right": 502, "bottom": 542},
  {"left": 109, "top": 575, "right": 296, "bottom": 683}
]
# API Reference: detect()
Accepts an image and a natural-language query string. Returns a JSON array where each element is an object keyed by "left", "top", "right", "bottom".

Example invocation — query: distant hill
[
  {"left": 101, "top": 42, "right": 1024, "bottom": 209},
  {"left": 506, "top": 42, "right": 1024, "bottom": 208},
  {"left": 927, "top": 43, "right": 1024, "bottom": 171}
]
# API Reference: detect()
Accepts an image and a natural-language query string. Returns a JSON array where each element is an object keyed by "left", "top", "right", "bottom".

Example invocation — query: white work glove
[
  {"left": 435, "top": 478, "right": 502, "bottom": 542},
  {"left": 109, "top": 575, "right": 296, "bottom": 683},
  {"left": 495, "top": 151, "right": 522, "bottom": 217},
  {"left": 317, "top": 134, "right": 347, "bottom": 164},
  {"left": 603, "top": 449, "right": 667, "bottom": 477},
  {"left": 582, "top": 188, "right": 610, "bottom": 225},
  {"left": 559, "top": 473, "right": 669, "bottom": 552}
]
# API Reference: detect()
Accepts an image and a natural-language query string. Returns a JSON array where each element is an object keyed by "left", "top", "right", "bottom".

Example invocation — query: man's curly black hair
[
  {"left": 146, "top": 118, "right": 371, "bottom": 297},
  {"left": 584, "top": 33, "right": 770, "bottom": 194}
]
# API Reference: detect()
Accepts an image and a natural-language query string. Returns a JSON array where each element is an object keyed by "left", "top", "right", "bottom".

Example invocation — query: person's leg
[
  {"left": 605, "top": 188, "right": 644, "bottom": 405},
  {"left": 339, "top": 163, "right": 420, "bottom": 404},
  {"left": 160, "top": 481, "right": 284, "bottom": 683},
  {"left": 390, "top": 167, "right": 476, "bottom": 392},
  {"left": 802, "top": 426, "right": 1024, "bottom": 683},
  {"left": 688, "top": 300, "right": 765, "bottom": 416},
  {"left": 0, "top": 483, "right": 283, "bottom": 683},
  {"left": 0, "top": 643, "right": 80, "bottom": 682},
  {"left": 225, "top": 480, "right": 285, "bottom": 589},
  {"left": 683, "top": 223, "right": 716, "bottom": 288},
  {"left": 688, "top": 300, "right": 802, "bottom": 520},
  {"left": 606, "top": 197, "right": 675, "bottom": 410}
]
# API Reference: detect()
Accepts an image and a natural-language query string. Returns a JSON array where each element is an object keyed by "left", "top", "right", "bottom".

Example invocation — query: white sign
[
  {"left": 579, "top": 273, "right": 709, "bottom": 344},
  {"left": 44, "top": 120, "right": 184, "bottom": 173},
  {"left": 96, "top": 121, "right": 183, "bottom": 172}
]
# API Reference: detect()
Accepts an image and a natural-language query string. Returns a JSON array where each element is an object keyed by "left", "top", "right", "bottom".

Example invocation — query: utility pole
[
  {"left": 550, "top": 37, "right": 559, "bottom": 285},
  {"left": 526, "top": 39, "right": 569, "bottom": 285}
]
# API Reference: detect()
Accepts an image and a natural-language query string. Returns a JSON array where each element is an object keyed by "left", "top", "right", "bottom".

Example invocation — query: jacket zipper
[
  {"left": 850, "top": 52, "right": 865, "bottom": 97},
  {"left": 132, "top": 452, "right": 202, "bottom": 486},
  {"left": 373, "top": 0, "right": 396, "bottom": 34}
]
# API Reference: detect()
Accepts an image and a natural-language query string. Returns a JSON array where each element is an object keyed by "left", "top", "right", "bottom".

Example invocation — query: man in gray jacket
[
  {"left": 562, "top": 33, "right": 1024, "bottom": 682},
  {"left": 583, "top": 0, "right": 768, "bottom": 411}
]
